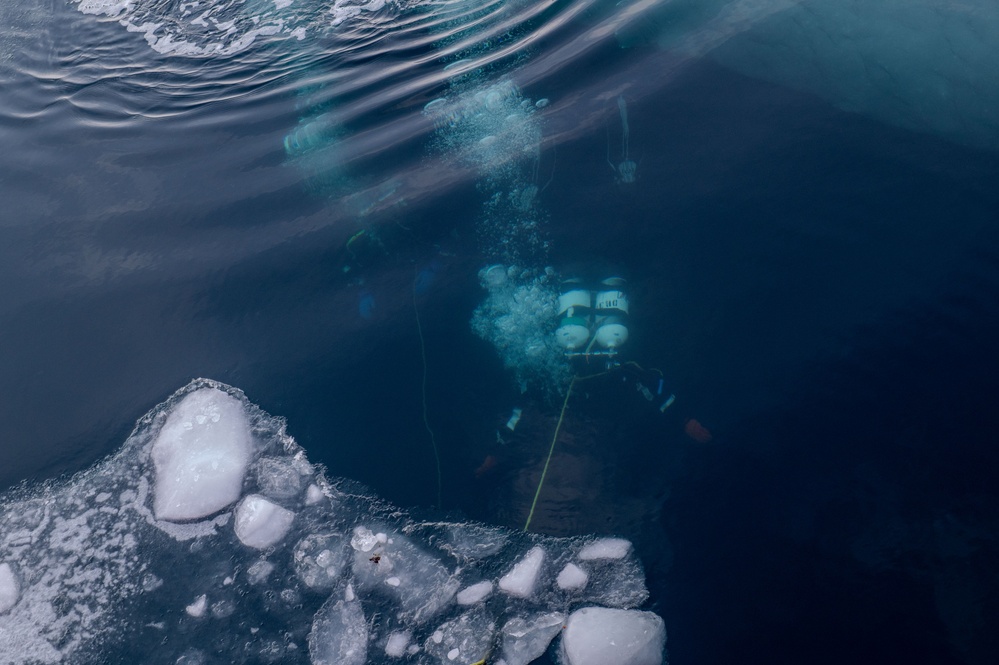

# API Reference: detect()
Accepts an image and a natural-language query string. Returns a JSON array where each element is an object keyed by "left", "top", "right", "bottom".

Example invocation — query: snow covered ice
[{"left": 0, "top": 379, "right": 666, "bottom": 665}]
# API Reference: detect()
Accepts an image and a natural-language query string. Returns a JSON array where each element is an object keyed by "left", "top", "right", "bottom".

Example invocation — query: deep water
[{"left": 2, "top": 0, "right": 999, "bottom": 663}]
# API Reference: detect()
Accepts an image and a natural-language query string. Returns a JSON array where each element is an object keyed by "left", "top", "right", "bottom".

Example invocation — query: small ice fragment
[
  {"left": 407, "top": 644, "right": 421, "bottom": 655},
  {"left": 0, "top": 563, "right": 20, "bottom": 613},
  {"left": 448, "top": 648, "right": 460, "bottom": 660},
  {"left": 535, "top": 98, "right": 549, "bottom": 108},
  {"left": 185, "top": 594, "right": 208, "bottom": 617},
  {"left": 456, "top": 580, "right": 493, "bottom": 605},
  {"left": 376, "top": 532, "right": 387, "bottom": 544},
  {"left": 385, "top": 631, "right": 411, "bottom": 657},
  {"left": 499, "top": 546, "right": 544, "bottom": 598},
  {"left": 345, "top": 584, "right": 355, "bottom": 601},
  {"left": 432, "top": 631, "right": 444, "bottom": 644},
  {"left": 500, "top": 612, "right": 565, "bottom": 665},
  {"left": 556, "top": 563, "right": 588, "bottom": 590},
  {"left": 234, "top": 495, "right": 295, "bottom": 549},
  {"left": 351, "top": 526, "right": 378, "bottom": 552},
  {"left": 578, "top": 538, "right": 632, "bottom": 561},
  {"left": 305, "top": 484, "right": 325, "bottom": 505},
  {"left": 247, "top": 559, "right": 274, "bottom": 584},
  {"left": 386, "top": 576, "right": 401, "bottom": 587}
]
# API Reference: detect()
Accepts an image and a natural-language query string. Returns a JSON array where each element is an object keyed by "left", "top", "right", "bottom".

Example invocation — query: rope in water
[
  {"left": 523, "top": 375, "right": 576, "bottom": 532},
  {"left": 413, "top": 272, "right": 443, "bottom": 509}
]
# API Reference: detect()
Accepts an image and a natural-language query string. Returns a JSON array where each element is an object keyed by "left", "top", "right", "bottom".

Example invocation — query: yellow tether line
[
  {"left": 414, "top": 271, "right": 443, "bottom": 509},
  {"left": 523, "top": 375, "right": 576, "bottom": 532}
]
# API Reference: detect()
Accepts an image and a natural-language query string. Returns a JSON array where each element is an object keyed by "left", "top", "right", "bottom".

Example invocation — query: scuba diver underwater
[{"left": 472, "top": 269, "right": 714, "bottom": 534}]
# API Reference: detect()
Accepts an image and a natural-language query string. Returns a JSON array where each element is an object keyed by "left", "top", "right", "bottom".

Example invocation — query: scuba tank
[
  {"left": 593, "top": 277, "right": 629, "bottom": 349},
  {"left": 555, "top": 278, "right": 593, "bottom": 350}
]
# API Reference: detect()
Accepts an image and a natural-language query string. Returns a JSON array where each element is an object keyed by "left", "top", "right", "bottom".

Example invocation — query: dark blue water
[{"left": 2, "top": 0, "right": 999, "bottom": 663}]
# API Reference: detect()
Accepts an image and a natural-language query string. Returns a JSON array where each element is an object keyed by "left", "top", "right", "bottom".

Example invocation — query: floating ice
[
  {"left": 234, "top": 494, "right": 295, "bottom": 549},
  {"left": 499, "top": 546, "right": 545, "bottom": 598},
  {"left": 456, "top": 580, "right": 493, "bottom": 605},
  {"left": 0, "top": 563, "right": 19, "bottom": 614},
  {"left": 0, "top": 379, "right": 666, "bottom": 664},
  {"left": 351, "top": 528, "right": 459, "bottom": 624},
  {"left": 185, "top": 594, "right": 208, "bottom": 618},
  {"left": 424, "top": 609, "right": 495, "bottom": 665},
  {"left": 579, "top": 538, "right": 633, "bottom": 561},
  {"left": 293, "top": 533, "right": 350, "bottom": 590},
  {"left": 151, "top": 387, "right": 254, "bottom": 522},
  {"left": 556, "top": 563, "right": 589, "bottom": 591},
  {"left": 254, "top": 457, "right": 306, "bottom": 500},
  {"left": 561, "top": 607, "right": 666, "bottom": 665},
  {"left": 309, "top": 598, "right": 368, "bottom": 665},
  {"left": 384, "top": 630, "right": 411, "bottom": 657},
  {"left": 499, "top": 611, "right": 565, "bottom": 665}
]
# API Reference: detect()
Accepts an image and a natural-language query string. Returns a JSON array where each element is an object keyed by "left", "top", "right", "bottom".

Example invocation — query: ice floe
[{"left": 0, "top": 379, "right": 665, "bottom": 665}]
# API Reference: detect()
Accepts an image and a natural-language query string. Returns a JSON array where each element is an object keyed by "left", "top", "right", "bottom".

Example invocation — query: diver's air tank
[
  {"left": 593, "top": 277, "right": 629, "bottom": 349},
  {"left": 555, "top": 278, "right": 592, "bottom": 350}
]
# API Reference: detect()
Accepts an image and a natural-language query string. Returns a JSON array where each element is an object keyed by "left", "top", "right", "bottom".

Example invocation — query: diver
[{"left": 553, "top": 274, "right": 712, "bottom": 442}]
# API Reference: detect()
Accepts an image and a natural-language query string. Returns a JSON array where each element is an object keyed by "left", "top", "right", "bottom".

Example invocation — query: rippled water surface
[{"left": 2, "top": 0, "right": 999, "bottom": 663}]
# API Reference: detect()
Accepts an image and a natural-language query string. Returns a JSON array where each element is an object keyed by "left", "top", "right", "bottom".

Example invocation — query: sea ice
[
  {"left": 385, "top": 630, "right": 412, "bottom": 657},
  {"left": 234, "top": 494, "right": 295, "bottom": 549},
  {"left": 0, "top": 379, "right": 668, "bottom": 664},
  {"left": 293, "top": 533, "right": 349, "bottom": 589},
  {"left": 309, "top": 598, "right": 368, "bottom": 665},
  {"left": 185, "top": 594, "right": 208, "bottom": 618},
  {"left": 499, "top": 611, "right": 565, "bottom": 665},
  {"left": 151, "top": 388, "right": 254, "bottom": 522},
  {"left": 578, "top": 538, "right": 632, "bottom": 561},
  {"left": 0, "top": 563, "right": 19, "bottom": 614},
  {"left": 499, "top": 546, "right": 545, "bottom": 598},
  {"left": 556, "top": 563, "right": 588, "bottom": 590},
  {"left": 424, "top": 609, "right": 495, "bottom": 665},
  {"left": 352, "top": 530, "right": 459, "bottom": 624},
  {"left": 254, "top": 457, "right": 305, "bottom": 500},
  {"left": 456, "top": 580, "right": 494, "bottom": 605},
  {"left": 561, "top": 607, "right": 665, "bottom": 665}
]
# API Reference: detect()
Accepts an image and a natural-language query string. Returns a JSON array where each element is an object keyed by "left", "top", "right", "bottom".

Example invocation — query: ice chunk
[
  {"left": 151, "top": 388, "right": 254, "bottom": 522},
  {"left": 233, "top": 495, "right": 295, "bottom": 549},
  {"left": 499, "top": 546, "right": 544, "bottom": 598},
  {"left": 254, "top": 457, "right": 304, "bottom": 500},
  {"left": 305, "top": 484, "right": 325, "bottom": 505},
  {"left": 309, "top": 598, "right": 368, "bottom": 665},
  {"left": 350, "top": 525, "right": 379, "bottom": 552},
  {"left": 385, "top": 630, "right": 411, "bottom": 657},
  {"left": 556, "top": 563, "right": 588, "bottom": 591},
  {"left": 0, "top": 562, "right": 20, "bottom": 613},
  {"left": 246, "top": 559, "right": 274, "bottom": 584},
  {"left": 561, "top": 607, "right": 665, "bottom": 665},
  {"left": 500, "top": 612, "right": 565, "bottom": 665},
  {"left": 456, "top": 580, "right": 494, "bottom": 605},
  {"left": 352, "top": 530, "right": 459, "bottom": 624},
  {"left": 576, "top": 555, "right": 648, "bottom": 608},
  {"left": 424, "top": 609, "right": 495, "bottom": 665},
  {"left": 185, "top": 594, "right": 208, "bottom": 618},
  {"left": 293, "top": 533, "right": 349, "bottom": 589},
  {"left": 578, "top": 538, "right": 632, "bottom": 561}
]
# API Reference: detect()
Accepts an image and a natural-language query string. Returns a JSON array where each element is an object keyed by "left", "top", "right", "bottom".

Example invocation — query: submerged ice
[{"left": 0, "top": 380, "right": 664, "bottom": 665}]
